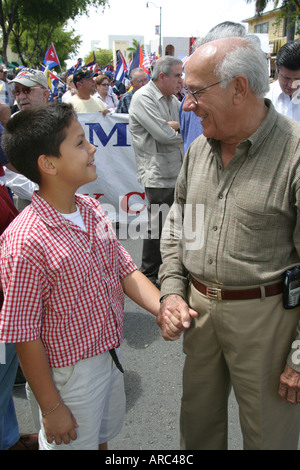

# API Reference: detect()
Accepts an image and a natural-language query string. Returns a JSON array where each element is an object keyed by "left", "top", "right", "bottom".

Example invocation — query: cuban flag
[
  {"left": 43, "top": 43, "right": 60, "bottom": 69},
  {"left": 115, "top": 51, "right": 127, "bottom": 82}
]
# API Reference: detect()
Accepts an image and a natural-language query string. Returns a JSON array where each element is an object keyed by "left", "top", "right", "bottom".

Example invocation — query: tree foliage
[
  {"left": 0, "top": 0, "right": 109, "bottom": 67},
  {"left": 127, "top": 39, "right": 144, "bottom": 60},
  {"left": 92, "top": 48, "right": 113, "bottom": 69}
]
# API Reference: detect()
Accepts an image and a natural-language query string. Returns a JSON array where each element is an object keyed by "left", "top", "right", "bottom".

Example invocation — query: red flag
[{"left": 43, "top": 43, "right": 60, "bottom": 69}]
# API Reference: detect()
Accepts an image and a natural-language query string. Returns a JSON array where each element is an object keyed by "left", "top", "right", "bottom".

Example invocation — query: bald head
[
  {"left": 182, "top": 36, "right": 270, "bottom": 144},
  {"left": 185, "top": 36, "right": 269, "bottom": 99}
]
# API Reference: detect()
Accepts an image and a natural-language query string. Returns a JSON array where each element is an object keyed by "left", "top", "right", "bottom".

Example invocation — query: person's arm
[
  {"left": 15, "top": 338, "right": 78, "bottom": 445},
  {"left": 131, "top": 94, "right": 182, "bottom": 145},
  {"left": 121, "top": 270, "right": 160, "bottom": 317},
  {"left": 168, "top": 121, "right": 180, "bottom": 132},
  {"left": 121, "top": 270, "right": 197, "bottom": 341}
]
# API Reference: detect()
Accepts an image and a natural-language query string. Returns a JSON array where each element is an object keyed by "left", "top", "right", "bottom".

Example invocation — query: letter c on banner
[{"left": 120, "top": 192, "right": 146, "bottom": 215}]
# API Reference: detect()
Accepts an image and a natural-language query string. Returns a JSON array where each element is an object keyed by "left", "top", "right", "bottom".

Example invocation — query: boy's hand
[
  {"left": 43, "top": 402, "right": 78, "bottom": 445},
  {"left": 157, "top": 294, "right": 198, "bottom": 341}
]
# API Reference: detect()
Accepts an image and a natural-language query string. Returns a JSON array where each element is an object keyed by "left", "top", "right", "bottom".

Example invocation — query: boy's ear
[{"left": 37, "top": 155, "right": 58, "bottom": 177}]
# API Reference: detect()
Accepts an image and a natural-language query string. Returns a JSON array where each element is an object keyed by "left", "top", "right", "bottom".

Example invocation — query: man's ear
[
  {"left": 37, "top": 155, "right": 57, "bottom": 177},
  {"left": 232, "top": 75, "right": 248, "bottom": 104}
]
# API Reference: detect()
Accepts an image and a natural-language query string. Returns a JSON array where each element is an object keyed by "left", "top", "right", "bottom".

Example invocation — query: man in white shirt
[{"left": 266, "top": 41, "right": 300, "bottom": 122}]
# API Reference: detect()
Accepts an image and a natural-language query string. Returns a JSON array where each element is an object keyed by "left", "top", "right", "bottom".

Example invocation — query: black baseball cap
[{"left": 73, "top": 68, "right": 95, "bottom": 87}]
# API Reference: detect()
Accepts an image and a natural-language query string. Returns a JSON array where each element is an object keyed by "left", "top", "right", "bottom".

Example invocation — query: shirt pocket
[{"left": 228, "top": 204, "right": 278, "bottom": 262}]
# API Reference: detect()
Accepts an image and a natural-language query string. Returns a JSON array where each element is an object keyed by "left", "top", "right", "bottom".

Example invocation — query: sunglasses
[{"left": 13, "top": 86, "right": 43, "bottom": 96}]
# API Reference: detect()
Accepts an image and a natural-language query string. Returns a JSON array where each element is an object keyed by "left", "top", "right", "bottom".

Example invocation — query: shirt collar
[{"left": 31, "top": 191, "right": 98, "bottom": 228}]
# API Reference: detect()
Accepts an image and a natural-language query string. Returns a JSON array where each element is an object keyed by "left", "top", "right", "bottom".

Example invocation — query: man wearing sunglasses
[
  {"left": 5, "top": 68, "right": 48, "bottom": 210},
  {"left": 10, "top": 68, "right": 49, "bottom": 111}
]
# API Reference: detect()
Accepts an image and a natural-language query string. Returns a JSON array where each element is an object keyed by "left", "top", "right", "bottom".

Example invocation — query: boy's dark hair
[
  {"left": 276, "top": 41, "right": 300, "bottom": 72},
  {"left": 2, "top": 102, "right": 78, "bottom": 185}
]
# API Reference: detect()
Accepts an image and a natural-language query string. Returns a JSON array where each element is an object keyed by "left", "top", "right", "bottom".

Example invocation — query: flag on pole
[
  {"left": 129, "top": 44, "right": 148, "bottom": 74},
  {"left": 85, "top": 51, "right": 96, "bottom": 68},
  {"left": 67, "top": 58, "right": 83, "bottom": 76},
  {"left": 143, "top": 47, "right": 151, "bottom": 71},
  {"left": 43, "top": 67, "right": 53, "bottom": 92},
  {"left": 115, "top": 51, "right": 127, "bottom": 82},
  {"left": 43, "top": 43, "right": 60, "bottom": 69}
]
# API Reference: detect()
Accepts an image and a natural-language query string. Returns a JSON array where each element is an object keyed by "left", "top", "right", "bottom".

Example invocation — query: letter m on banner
[{"left": 86, "top": 122, "right": 131, "bottom": 147}]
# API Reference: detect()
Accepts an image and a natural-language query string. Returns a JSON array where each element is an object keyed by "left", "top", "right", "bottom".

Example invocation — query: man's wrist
[{"left": 159, "top": 293, "right": 183, "bottom": 303}]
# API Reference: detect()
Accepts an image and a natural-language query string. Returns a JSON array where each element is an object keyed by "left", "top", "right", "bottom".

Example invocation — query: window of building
[{"left": 254, "top": 22, "right": 269, "bottom": 34}]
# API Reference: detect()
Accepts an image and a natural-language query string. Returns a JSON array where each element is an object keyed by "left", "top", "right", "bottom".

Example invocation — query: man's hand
[
  {"left": 168, "top": 120, "right": 180, "bottom": 132},
  {"left": 157, "top": 294, "right": 198, "bottom": 341},
  {"left": 278, "top": 364, "right": 300, "bottom": 404}
]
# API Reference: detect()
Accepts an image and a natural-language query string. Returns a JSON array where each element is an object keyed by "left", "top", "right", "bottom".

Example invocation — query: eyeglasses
[
  {"left": 184, "top": 80, "right": 223, "bottom": 104},
  {"left": 100, "top": 83, "right": 110, "bottom": 87},
  {"left": 13, "top": 86, "right": 43, "bottom": 96}
]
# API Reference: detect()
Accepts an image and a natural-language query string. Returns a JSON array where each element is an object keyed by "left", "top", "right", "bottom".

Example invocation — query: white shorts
[{"left": 38, "top": 350, "right": 125, "bottom": 450}]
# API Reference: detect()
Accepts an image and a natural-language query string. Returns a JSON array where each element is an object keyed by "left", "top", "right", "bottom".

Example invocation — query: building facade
[{"left": 243, "top": 7, "right": 300, "bottom": 77}]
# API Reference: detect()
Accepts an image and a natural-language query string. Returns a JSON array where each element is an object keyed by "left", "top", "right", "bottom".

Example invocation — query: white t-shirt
[
  {"left": 60, "top": 206, "right": 86, "bottom": 231},
  {"left": 69, "top": 94, "right": 106, "bottom": 113}
]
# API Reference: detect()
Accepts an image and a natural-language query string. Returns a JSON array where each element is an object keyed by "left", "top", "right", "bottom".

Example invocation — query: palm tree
[
  {"left": 127, "top": 39, "right": 144, "bottom": 60},
  {"left": 246, "top": 0, "right": 300, "bottom": 40}
]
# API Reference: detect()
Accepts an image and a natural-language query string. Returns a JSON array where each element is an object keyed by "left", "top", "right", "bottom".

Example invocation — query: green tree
[
  {"left": 127, "top": 39, "right": 144, "bottom": 60},
  {"left": 10, "top": 23, "right": 81, "bottom": 69},
  {"left": 0, "top": 0, "right": 109, "bottom": 66},
  {"left": 246, "top": 0, "right": 300, "bottom": 40},
  {"left": 93, "top": 48, "right": 113, "bottom": 69}
]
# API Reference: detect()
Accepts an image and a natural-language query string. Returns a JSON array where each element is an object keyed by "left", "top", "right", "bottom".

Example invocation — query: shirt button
[
  {"left": 208, "top": 258, "right": 213, "bottom": 264},
  {"left": 218, "top": 194, "right": 223, "bottom": 199},
  {"left": 213, "top": 226, "right": 218, "bottom": 231}
]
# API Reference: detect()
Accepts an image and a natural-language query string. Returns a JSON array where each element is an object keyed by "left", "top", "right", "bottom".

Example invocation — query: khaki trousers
[{"left": 180, "top": 282, "right": 300, "bottom": 450}]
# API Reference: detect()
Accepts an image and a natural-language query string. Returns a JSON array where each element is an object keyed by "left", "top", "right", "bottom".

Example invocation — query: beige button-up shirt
[
  {"left": 160, "top": 100, "right": 300, "bottom": 296},
  {"left": 129, "top": 80, "right": 184, "bottom": 188}
]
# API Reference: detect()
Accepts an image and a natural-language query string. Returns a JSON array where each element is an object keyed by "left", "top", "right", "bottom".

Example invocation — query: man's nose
[{"left": 183, "top": 93, "right": 196, "bottom": 112}]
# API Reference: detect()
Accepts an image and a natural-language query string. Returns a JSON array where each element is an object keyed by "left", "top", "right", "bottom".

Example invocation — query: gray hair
[
  {"left": 214, "top": 37, "right": 270, "bottom": 98},
  {"left": 152, "top": 56, "right": 182, "bottom": 81},
  {"left": 198, "top": 21, "right": 247, "bottom": 46},
  {"left": 130, "top": 67, "right": 146, "bottom": 80}
]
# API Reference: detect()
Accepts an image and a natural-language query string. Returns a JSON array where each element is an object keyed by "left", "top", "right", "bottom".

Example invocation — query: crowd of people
[{"left": 0, "top": 20, "right": 300, "bottom": 451}]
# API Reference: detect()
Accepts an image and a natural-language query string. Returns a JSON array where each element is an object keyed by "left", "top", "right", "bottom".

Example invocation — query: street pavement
[{"left": 12, "top": 230, "right": 299, "bottom": 451}]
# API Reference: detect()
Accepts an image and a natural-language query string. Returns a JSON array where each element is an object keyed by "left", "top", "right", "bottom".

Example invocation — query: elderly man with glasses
[
  {"left": 10, "top": 68, "right": 49, "bottom": 110},
  {"left": 158, "top": 36, "right": 300, "bottom": 450},
  {"left": 4, "top": 68, "right": 49, "bottom": 210}
]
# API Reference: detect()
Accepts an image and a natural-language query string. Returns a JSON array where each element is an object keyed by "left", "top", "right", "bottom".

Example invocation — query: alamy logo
[
  {"left": 0, "top": 343, "right": 5, "bottom": 364},
  {"left": 291, "top": 340, "right": 300, "bottom": 366},
  {"left": 291, "top": 80, "right": 300, "bottom": 105}
]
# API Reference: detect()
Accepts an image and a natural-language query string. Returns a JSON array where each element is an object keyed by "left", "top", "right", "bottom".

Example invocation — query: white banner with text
[{"left": 77, "top": 113, "right": 147, "bottom": 223}]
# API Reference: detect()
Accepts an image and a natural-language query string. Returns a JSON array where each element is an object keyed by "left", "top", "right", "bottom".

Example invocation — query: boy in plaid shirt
[{"left": 0, "top": 103, "right": 177, "bottom": 450}]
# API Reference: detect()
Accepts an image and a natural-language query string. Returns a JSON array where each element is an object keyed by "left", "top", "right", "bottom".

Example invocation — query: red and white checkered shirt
[{"left": 0, "top": 192, "right": 137, "bottom": 368}]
